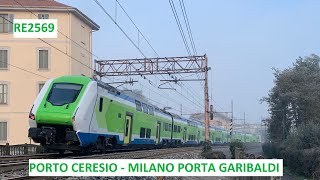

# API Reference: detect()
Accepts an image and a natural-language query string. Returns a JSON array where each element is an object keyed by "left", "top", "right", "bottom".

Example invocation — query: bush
[
  {"left": 229, "top": 140, "right": 245, "bottom": 159},
  {"left": 263, "top": 122, "right": 320, "bottom": 178},
  {"left": 201, "top": 142, "right": 226, "bottom": 159}
]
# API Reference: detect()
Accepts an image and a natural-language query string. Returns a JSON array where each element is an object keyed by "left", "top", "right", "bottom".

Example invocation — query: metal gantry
[{"left": 94, "top": 55, "right": 211, "bottom": 142}]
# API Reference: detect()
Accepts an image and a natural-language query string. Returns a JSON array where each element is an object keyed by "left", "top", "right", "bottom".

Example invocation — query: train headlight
[{"left": 29, "top": 112, "right": 35, "bottom": 120}]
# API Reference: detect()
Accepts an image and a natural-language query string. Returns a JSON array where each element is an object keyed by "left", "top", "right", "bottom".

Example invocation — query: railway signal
[{"left": 230, "top": 118, "right": 233, "bottom": 135}]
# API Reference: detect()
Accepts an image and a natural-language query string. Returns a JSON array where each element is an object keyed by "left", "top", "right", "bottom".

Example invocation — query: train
[{"left": 28, "top": 76, "right": 260, "bottom": 154}]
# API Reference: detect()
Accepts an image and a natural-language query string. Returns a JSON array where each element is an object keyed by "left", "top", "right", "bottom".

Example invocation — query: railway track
[
  {"left": 1, "top": 146, "right": 209, "bottom": 180},
  {"left": 0, "top": 153, "right": 59, "bottom": 163}
]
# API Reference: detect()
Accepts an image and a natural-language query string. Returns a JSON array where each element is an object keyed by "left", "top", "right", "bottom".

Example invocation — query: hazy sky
[{"left": 58, "top": 0, "right": 320, "bottom": 123}]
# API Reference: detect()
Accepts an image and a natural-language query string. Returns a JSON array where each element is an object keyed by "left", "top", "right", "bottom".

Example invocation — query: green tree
[{"left": 263, "top": 54, "right": 320, "bottom": 142}]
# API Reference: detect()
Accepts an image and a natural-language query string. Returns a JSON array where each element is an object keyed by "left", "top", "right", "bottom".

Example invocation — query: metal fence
[{"left": 0, "top": 143, "right": 42, "bottom": 156}]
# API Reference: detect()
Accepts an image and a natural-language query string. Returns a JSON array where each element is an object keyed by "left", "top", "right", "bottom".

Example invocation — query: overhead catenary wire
[
  {"left": 0, "top": 1, "right": 205, "bottom": 115},
  {"left": 94, "top": 0, "right": 204, "bottom": 111},
  {"left": 115, "top": 0, "right": 159, "bottom": 57},
  {"left": 168, "top": 0, "right": 191, "bottom": 56},
  {"left": 12, "top": 0, "right": 103, "bottom": 62},
  {"left": 9, "top": 0, "right": 122, "bottom": 83},
  {"left": 178, "top": 0, "right": 197, "bottom": 56}
]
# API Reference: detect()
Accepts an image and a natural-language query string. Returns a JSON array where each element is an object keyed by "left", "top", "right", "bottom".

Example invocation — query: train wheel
[
  {"left": 58, "top": 150, "right": 65, "bottom": 155},
  {"left": 97, "top": 136, "right": 106, "bottom": 154}
]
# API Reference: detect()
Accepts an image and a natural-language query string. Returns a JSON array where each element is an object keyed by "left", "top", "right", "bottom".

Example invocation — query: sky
[{"left": 58, "top": 0, "right": 320, "bottom": 123}]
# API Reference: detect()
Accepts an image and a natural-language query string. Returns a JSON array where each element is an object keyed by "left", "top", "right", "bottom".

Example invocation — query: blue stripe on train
[{"left": 77, "top": 132, "right": 157, "bottom": 146}]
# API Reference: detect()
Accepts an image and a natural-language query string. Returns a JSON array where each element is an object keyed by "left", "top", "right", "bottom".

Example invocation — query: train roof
[{"left": 93, "top": 78, "right": 258, "bottom": 136}]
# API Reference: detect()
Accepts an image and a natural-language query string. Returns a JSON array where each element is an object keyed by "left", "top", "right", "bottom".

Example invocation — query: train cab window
[
  {"left": 135, "top": 100, "right": 142, "bottom": 111},
  {"left": 99, "top": 97, "right": 103, "bottom": 112},
  {"left": 47, "top": 83, "right": 82, "bottom": 106},
  {"left": 146, "top": 128, "right": 151, "bottom": 138},
  {"left": 140, "top": 127, "right": 146, "bottom": 138},
  {"left": 142, "top": 103, "right": 148, "bottom": 114},
  {"left": 148, "top": 105, "right": 154, "bottom": 115}
]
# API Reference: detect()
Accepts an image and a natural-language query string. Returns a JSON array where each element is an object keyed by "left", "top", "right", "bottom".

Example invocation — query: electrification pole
[{"left": 204, "top": 55, "right": 210, "bottom": 142}]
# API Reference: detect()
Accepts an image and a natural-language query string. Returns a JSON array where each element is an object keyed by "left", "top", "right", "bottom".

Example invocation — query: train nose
[{"left": 36, "top": 111, "right": 73, "bottom": 125}]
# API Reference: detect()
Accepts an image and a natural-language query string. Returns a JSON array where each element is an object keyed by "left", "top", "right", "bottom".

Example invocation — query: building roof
[
  {"left": 0, "top": 0, "right": 70, "bottom": 8},
  {"left": 0, "top": 0, "right": 100, "bottom": 31}
]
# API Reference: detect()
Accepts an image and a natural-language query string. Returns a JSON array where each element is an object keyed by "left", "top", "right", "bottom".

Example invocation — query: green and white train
[{"left": 28, "top": 76, "right": 259, "bottom": 153}]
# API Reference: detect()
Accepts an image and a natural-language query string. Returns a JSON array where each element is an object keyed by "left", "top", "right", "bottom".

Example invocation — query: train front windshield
[{"left": 47, "top": 83, "right": 83, "bottom": 106}]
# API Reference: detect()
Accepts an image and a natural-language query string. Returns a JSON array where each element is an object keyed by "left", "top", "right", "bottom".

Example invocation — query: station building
[{"left": 0, "top": 0, "right": 99, "bottom": 145}]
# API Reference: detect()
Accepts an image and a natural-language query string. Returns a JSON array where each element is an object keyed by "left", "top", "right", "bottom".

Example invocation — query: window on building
[
  {"left": 38, "top": 50, "right": 49, "bottom": 69},
  {"left": 146, "top": 128, "right": 151, "bottom": 138},
  {"left": 0, "top": 50, "right": 8, "bottom": 69},
  {"left": 140, "top": 127, "right": 145, "bottom": 138},
  {"left": 135, "top": 100, "right": 142, "bottom": 111},
  {"left": 38, "top": 14, "right": 49, "bottom": 19},
  {"left": 142, "top": 103, "right": 148, "bottom": 114},
  {"left": 0, "top": 84, "right": 8, "bottom": 104},
  {"left": 38, "top": 83, "right": 45, "bottom": 93},
  {"left": 0, "top": 14, "right": 8, "bottom": 33},
  {"left": 0, "top": 14, "right": 13, "bottom": 33},
  {"left": 0, "top": 122, "right": 7, "bottom": 141}
]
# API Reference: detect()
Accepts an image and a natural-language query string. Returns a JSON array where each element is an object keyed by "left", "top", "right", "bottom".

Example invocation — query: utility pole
[{"left": 204, "top": 55, "right": 210, "bottom": 143}]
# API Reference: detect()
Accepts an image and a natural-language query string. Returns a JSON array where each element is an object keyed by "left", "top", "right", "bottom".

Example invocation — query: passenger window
[
  {"left": 148, "top": 105, "right": 154, "bottom": 115},
  {"left": 135, "top": 100, "right": 142, "bottom": 111},
  {"left": 99, "top": 97, "right": 103, "bottom": 112},
  {"left": 142, "top": 103, "right": 148, "bottom": 114},
  {"left": 146, "top": 128, "right": 151, "bottom": 138},
  {"left": 140, "top": 127, "right": 145, "bottom": 138}
]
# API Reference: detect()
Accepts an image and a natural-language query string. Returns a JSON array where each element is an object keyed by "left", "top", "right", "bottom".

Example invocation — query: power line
[
  {"left": 179, "top": 0, "right": 197, "bottom": 55},
  {"left": 168, "top": 0, "right": 191, "bottom": 56},
  {"left": 94, "top": 0, "right": 203, "bottom": 110},
  {"left": 12, "top": 0, "right": 103, "bottom": 62},
  {"left": 115, "top": 0, "right": 159, "bottom": 57},
  {"left": 8, "top": 63, "right": 49, "bottom": 79},
  {"left": 93, "top": 0, "right": 147, "bottom": 57}
]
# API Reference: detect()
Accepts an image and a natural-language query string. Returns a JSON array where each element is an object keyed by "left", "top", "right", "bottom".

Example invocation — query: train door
[
  {"left": 197, "top": 130, "right": 200, "bottom": 144},
  {"left": 183, "top": 127, "right": 187, "bottom": 144},
  {"left": 156, "top": 122, "right": 161, "bottom": 145},
  {"left": 124, "top": 114, "right": 133, "bottom": 144}
]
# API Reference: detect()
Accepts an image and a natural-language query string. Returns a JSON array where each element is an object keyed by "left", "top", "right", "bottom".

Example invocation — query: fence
[{"left": 0, "top": 143, "right": 42, "bottom": 156}]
